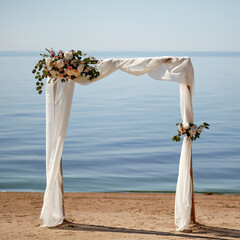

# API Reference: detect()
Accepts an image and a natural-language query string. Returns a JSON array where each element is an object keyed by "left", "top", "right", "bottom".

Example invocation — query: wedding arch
[{"left": 40, "top": 56, "right": 195, "bottom": 231}]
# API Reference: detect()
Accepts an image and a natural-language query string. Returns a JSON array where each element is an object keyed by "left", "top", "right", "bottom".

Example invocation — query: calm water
[{"left": 0, "top": 51, "right": 239, "bottom": 193}]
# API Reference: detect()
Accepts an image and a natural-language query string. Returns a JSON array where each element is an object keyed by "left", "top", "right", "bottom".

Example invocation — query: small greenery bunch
[
  {"left": 172, "top": 122, "right": 209, "bottom": 142},
  {"left": 32, "top": 48, "right": 100, "bottom": 94}
]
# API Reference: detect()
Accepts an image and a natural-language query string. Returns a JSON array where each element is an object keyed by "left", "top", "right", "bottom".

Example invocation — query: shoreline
[
  {"left": 1, "top": 192, "right": 240, "bottom": 239},
  {"left": 1, "top": 190, "right": 240, "bottom": 195}
]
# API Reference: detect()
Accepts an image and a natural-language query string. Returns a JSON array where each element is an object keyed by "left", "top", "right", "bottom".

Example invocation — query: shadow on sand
[{"left": 53, "top": 220, "right": 240, "bottom": 240}]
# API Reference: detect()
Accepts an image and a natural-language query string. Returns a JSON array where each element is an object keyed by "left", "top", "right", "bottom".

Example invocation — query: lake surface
[{"left": 0, "top": 51, "right": 239, "bottom": 193}]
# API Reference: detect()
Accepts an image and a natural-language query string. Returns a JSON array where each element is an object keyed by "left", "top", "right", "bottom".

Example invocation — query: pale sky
[{"left": 0, "top": 0, "right": 239, "bottom": 51}]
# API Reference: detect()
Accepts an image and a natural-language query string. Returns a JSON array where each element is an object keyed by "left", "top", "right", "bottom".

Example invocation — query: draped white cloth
[
  {"left": 40, "top": 57, "right": 194, "bottom": 230},
  {"left": 40, "top": 80, "right": 75, "bottom": 227}
]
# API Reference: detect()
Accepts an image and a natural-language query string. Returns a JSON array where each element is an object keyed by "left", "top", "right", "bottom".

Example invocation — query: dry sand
[{"left": 0, "top": 192, "right": 239, "bottom": 240}]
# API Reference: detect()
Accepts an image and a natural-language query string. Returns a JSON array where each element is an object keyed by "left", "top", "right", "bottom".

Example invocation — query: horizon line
[{"left": 1, "top": 50, "right": 240, "bottom": 53}]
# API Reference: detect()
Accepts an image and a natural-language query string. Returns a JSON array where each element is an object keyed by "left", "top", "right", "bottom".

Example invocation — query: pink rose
[{"left": 68, "top": 66, "right": 72, "bottom": 70}]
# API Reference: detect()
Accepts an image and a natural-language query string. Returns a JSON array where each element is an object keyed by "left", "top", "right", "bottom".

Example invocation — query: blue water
[{"left": 0, "top": 51, "right": 239, "bottom": 193}]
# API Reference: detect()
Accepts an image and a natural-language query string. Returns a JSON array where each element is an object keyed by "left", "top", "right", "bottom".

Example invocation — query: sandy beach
[{"left": 0, "top": 192, "right": 239, "bottom": 240}]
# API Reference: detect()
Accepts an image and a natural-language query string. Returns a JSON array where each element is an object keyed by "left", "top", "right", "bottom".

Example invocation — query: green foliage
[{"left": 172, "top": 135, "right": 181, "bottom": 142}]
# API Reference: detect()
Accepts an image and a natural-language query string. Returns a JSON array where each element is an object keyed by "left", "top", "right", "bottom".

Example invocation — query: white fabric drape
[
  {"left": 174, "top": 83, "right": 194, "bottom": 231},
  {"left": 40, "top": 56, "right": 194, "bottom": 230},
  {"left": 174, "top": 137, "right": 193, "bottom": 231},
  {"left": 40, "top": 80, "right": 74, "bottom": 227}
]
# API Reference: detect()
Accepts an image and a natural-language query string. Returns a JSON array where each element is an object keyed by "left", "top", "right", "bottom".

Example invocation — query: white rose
[
  {"left": 56, "top": 59, "right": 64, "bottom": 69},
  {"left": 77, "top": 64, "right": 84, "bottom": 73},
  {"left": 64, "top": 51, "right": 73, "bottom": 60},
  {"left": 182, "top": 122, "right": 190, "bottom": 129},
  {"left": 45, "top": 57, "right": 53, "bottom": 66}
]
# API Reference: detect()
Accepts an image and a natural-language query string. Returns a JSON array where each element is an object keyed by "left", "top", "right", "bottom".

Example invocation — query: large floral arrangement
[
  {"left": 32, "top": 48, "right": 100, "bottom": 94},
  {"left": 172, "top": 122, "right": 209, "bottom": 142}
]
